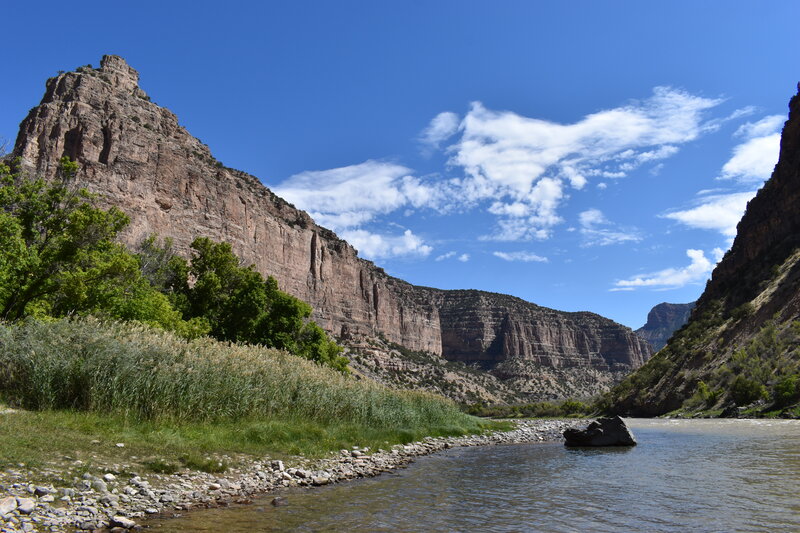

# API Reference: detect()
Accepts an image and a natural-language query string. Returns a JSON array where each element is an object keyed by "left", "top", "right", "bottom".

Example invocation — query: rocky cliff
[
  {"left": 11, "top": 56, "right": 651, "bottom": 401},
  {"left": 635, "top": 302, "right": 694, "bottom": 351},
  {"left": 605, "top": 84, "right": 800, "bottom": 416}
]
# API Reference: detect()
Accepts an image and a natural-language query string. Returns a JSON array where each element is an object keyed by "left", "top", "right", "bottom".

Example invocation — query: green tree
[
  {"left": 0, "top": 158, "right": 203, "bottom": 336},
  {"left": 174, "top": 237, "right": 347, "bottom": 370},
  {"left": 0, "top": 158, "right": 130, "bottom": 320}
]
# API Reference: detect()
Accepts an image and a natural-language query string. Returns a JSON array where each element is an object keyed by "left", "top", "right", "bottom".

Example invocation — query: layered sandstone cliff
[{"left": 11, "top": 55, "right": 651, "bottom": 400}]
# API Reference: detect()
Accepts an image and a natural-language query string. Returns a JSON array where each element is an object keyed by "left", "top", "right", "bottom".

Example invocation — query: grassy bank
[{"left": 0, "top": 319, "right": 500, "bottom": 478}]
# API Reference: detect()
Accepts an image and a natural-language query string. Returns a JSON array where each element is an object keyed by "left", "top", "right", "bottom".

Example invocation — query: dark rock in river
[
  {"left": 563, "top": 416, "right": 637, "bottom": 447},
  {"left": 271, "top": 497, "right": 289, "bottom": 507}
]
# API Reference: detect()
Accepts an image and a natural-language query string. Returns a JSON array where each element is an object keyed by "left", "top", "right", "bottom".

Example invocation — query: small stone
[
  {"left": 115, "top": 443, "right": 125, "bottom": 448},
  {"left": 103, "top": 473, "right": 117, "bottom": 482},
  {"left": 16, "top": 497, "right": 36, "bottom": 514},
  {"left": 33, "top": 486, "right": 51, "bottom": 496},
  {"left": 91, "top": 479, "right": 109, "bottom": 493},
  {"left": 110, "top": 515, "right": 137, "bottom": 529},
  {"left": 208, "top": 483, "right": 221, "bottom": 490},
  {"left": 270, "top": 497, "right": 288, "bottom": 507},
  {"left": 0, "top": 496, "right": 18, "bottom": 516}
]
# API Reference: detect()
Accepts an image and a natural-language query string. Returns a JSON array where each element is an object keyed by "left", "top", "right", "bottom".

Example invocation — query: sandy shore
[{"left": 0, "top": 419, "right": 581, "bottom": 532}]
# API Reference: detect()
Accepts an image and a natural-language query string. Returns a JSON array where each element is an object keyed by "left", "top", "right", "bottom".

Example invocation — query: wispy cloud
[
  {"left": 420, "top": 111, "right": 460, "bottom": 149},
  {"left": 493, "top": 251, "right": 549, "bottom": 263},
  {"left": 458, "top": 253, "right": 470, "bottom": 262},
  {"left": 435, "top": 251, "right": 456, "bottom": 261},
  {"left": 663, "top": 191, "right": 756, "bottom": 237},
  {"left": 431, "top": 87, "right": 722, "bottom": 241},
  {"left": 578, "top": 208, "right": 641, "bottom": 246},
  {"left": 274, "top": 160, "right": 447, "bottom": 231},
  {"left": 273, "top": 160, "right": 444, "bottom": 260},
  {"left": 613, "top": 248, "right": 724, "bottom": 290}
]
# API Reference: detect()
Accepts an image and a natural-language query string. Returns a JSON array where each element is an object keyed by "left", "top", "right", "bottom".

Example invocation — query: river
[{"left": 148, "top": 419, "right": 800, "bottom": 532}]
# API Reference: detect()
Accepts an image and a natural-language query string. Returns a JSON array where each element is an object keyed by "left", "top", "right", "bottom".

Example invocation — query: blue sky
[{"left": 3, "top": 1, "right": 798, "bottom": 328}]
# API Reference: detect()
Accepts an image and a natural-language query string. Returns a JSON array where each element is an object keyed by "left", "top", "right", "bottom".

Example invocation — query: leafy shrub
[
  {"left": 731, "top": 375, "right": 767, "bottom": 406},
  {"left": 774, "top": 375, "right": 799, "bottom": 408}
]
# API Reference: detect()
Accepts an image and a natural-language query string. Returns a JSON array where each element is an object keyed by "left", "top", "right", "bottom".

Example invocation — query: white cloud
[
  {"left": 734, "top": 114, "right": 784, "bottom": 139},
  {"left": 420, "top": 111, "right": 460, "bottom": 149},
  {"left": 663, "top": 191, "right": 756, "bottom": 237},
  {"left": 435, "top": 251, "right": 470, "bottom": 262},
  {"left": 441, "top": 87, "right": 722, "bottom": 241},
  {"left": 342, "top": 229, "right": 433, "bottom": 260},
  {"left": 613, "top": 248, "right": 724, "bottom": 290},
  {"left": 274, "top": 160, "right": 449, "bottom": 233},
  {"left": 579, "top": 208, "right": 607, "bottom": 227},
  {"left": 493, "top": 251, "right": 549, "bottom": 263},
  {"left": 578, "top": 208, "right": 642, "bottom": 246},
  {"left": 718, "top": 115, "right": 783, "bottom": 183},
  {"left": 273, "top": 160, "right": 446, "bottom": 260},
  {"left": 720, "top": 134, "right": 780, "bottom": 182}
]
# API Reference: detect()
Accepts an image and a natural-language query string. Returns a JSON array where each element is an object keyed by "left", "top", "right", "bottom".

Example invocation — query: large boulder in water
[{"left": 563, "top": 416, "right": 637, "bottom": 447}]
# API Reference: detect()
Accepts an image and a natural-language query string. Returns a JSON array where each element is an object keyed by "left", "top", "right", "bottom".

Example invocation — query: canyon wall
[
  {"left": 11, "top": 56, "right": 651, "bottom": 397},
  {"left": 606, "top": 84, "right": 800, "bottom": 416}
]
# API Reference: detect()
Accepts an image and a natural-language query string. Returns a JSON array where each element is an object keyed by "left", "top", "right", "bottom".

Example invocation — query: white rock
[
  {"left": 111, "top": 515, "right": 137, "bottom": 528},
  {"left": 0, "top": 496, "right": 18, "bottom": 516},
  {"left": 16, "top": 497, "right": 36, "bottom": 514}
]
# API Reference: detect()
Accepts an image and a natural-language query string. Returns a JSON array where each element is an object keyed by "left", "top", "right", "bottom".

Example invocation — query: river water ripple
[{"left": 149, "top": 419, "right": 800, "bottom": 532}]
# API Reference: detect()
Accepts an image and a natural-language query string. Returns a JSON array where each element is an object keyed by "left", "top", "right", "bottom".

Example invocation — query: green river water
[{"left": 148, "top": 419, "right": 800, "bottom": 532}]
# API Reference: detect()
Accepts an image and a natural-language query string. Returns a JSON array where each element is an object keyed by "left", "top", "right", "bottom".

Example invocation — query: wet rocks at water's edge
[
  {"left": 563, "top": 416, "right": 637, "bottom": 447},
  {"left": 0, "top": 420, "right": 578, "bottom": 532}
]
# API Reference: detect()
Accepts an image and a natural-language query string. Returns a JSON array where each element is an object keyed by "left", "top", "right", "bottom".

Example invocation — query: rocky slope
[
  {"left": 605, "top": 84, "right": 800, "bottom": 416},
  {"left": 635, "top": 302, "right": 694, "bottom": 351},
  {"left": 11, "top": 55, "right": 651, "bottom": 401}
]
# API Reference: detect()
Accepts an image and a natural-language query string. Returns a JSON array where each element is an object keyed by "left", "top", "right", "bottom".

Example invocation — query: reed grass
[{"left": 0, "top": 318, "right": 480, "bottom": 433}]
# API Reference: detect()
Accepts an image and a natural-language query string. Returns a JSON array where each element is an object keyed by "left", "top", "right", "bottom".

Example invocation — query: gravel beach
[{"left": 0, "top": 419, "right": 581, "bottom": 532}]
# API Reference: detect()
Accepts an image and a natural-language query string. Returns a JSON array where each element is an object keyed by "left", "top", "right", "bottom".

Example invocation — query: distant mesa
[{"left": 635, "top": 302, "right": 695, "bottom": 352}]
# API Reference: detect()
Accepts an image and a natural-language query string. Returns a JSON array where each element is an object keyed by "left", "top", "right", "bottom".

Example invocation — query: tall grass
[{"left": 0, "top": 318, "right": 476, "bottom": 432}]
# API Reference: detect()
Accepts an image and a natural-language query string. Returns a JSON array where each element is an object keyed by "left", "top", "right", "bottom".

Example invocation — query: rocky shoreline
[{"left": 0, "top": 419, "right": 579, "bottom": 532}]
